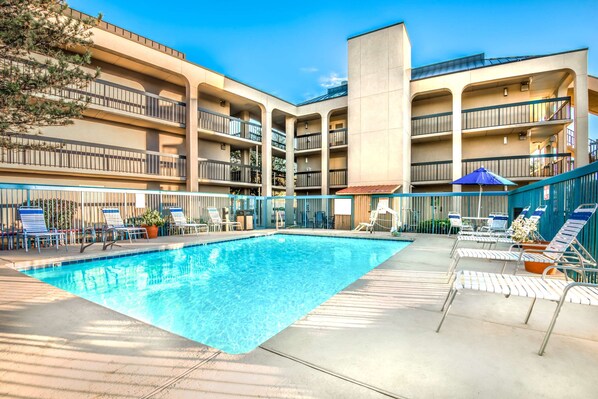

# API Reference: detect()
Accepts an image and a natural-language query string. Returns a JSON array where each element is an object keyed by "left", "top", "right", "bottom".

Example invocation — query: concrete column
[
  {"left": 574, "top": 73, "right": 589, "bottom": 167},
  {"left": 185, "top": 82, "right": 199, "bottom": 192},
  {"left": 261, "top": 108, "right": 273, "bottom": 196},
  {"left": 285, "top": 116, "right": 296, "bottom": 196},
  {"left": 452, "top": 90, "right": 463, "bottom": 192},
  {"left": 321, "top": 113, "right": 329, "bottom": 195}
]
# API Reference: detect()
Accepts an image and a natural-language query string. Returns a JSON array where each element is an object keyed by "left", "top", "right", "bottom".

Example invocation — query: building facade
[{"left": 3, "top": 11, "right": 597, "bottom": 195}]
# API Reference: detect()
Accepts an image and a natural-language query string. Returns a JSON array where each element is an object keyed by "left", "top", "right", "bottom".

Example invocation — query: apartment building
[{"left": 2, "top": 11, "right": 596, "bottom": 195}]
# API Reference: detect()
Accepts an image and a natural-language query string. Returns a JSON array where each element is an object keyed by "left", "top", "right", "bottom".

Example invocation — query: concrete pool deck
[{"left": 1, "top": 231, "right": 598, "bottom": 398}]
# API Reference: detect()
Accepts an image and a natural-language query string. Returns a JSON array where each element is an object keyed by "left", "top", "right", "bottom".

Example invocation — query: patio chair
[
  {"left": 436, "top": 266, "right": 598, "bottom": 356},
  {"left": 478, "top": 213, "right": 509, "bottom": 233},
  {"left": 314, "top": 211, "right": 327, "bottom": 229},
  {"left": 17, "top": 207, "right": 67, "bottom": 253},
  {"left": 354, "top": 209, "right": 378, "bottom": 233},
  {"left": 447, "top": 212, "right": 473, "bottom": 237},
  {"left": 447, "top": 203, "right": 598, "bottom": 276},
  {"left": 168, "top": 207, "right": 208, "bottom": 235},
  {"left": 450, "top": 205, "right": 544, "bottom": 255},
  {"left": 206, "top": 207, "right": 241, "bottom": 231},
  {"left": 101, "top": 208, "right": 148, "bottom": 243}
]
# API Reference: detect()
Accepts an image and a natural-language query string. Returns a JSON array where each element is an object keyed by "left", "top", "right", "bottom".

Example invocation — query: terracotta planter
[
  {"left": 521, "top": 241, "right": 556, "bottom": 275},
  {"left": 143, "top": 225, "right": 159, "bottom": 239}
]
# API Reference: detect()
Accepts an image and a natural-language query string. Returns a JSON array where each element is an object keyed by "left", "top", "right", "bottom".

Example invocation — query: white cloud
[
  {"left": 300, "top": 67, "right": 319, "bottom": 73},
  {"left": 319, "top": 72, "right": 347, "bottom": 88}
]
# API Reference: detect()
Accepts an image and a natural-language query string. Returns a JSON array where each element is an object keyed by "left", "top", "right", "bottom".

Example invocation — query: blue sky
[{"left": 70, "top": 0, "right": 597, "bottom": 136}]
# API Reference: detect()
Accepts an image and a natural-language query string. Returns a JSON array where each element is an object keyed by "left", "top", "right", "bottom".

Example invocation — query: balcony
[
  {"left": 411, "top": 112, "right": 452, "bottom": 137},
  {"left": 329, "top": 169, "right": 347, "bottom": 187},
  {"left": 52, "top": 79, "right": 186, "bottom": 125},
  {"left": 272, "top": 170, "right": 286, "bottom": 188},
  {"left": 462, "top": 97, "right": 571, "bottom": 130},
  {"left": 198, "top": 109, "right": 262, "bottom": 143},
  {"left": 411, "top": 97, "right": 572, "bottom": 137},
  {"left": 295, "top": 133, "right": 321, "bottom": 152},
  {"left": 411, "top": 153, "right": 573, "bottom": 183},
  {"left": 329, "top": 129, "right": 348, "bottom": 147},
  {"left": 272, "top": 129, "right": 286, "bottom": 151},
  {"left": 0, "top": 133, "right": 186, "bottom": 180},
  {"left": 295, "top": 171, "right": 322, "bottom": 188},
  {"left": 198, "top": 160, "right": 261, "bottom": 185}
]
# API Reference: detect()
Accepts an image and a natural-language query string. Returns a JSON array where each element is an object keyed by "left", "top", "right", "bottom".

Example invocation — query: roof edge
[{"left": 347, "top": 21, "right": 405, "bottom": 41}]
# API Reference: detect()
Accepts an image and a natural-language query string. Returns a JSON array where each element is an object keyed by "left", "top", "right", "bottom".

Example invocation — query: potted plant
[
  {"left": 511, "top": 218, "right": 554, "bottom": 275},
  {"left": 140, "top": 209, "right": 165, "bottom": 239}
]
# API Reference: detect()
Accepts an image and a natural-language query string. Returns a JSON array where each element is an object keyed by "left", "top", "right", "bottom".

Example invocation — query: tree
[{"left": 0, "top": 0, "right": 100, "bottom": 148}]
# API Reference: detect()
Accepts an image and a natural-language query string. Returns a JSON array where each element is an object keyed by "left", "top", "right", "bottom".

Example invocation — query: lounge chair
[
  {"left": 101, "top": 208, "right": 148, "bottom": 242},
  {"left": 206, "top": 207, "right": 241, "bottom": 231},
  {"left": 450, "top": 205, "right": 545, "bottom": 255},
  {"left": 447, "top": 212, "right": 473, "bottom": 237},
  {"left": 354, "top": 209, "right": 378, "bottom": 233},
  {"left": 447, "top": 204, "right": 598, "bottom": 276},
  {"left": 18, "top": 207, "right": 67, "bottom": 253},
  {"left": 478, "top": 213, "right": 509, "bottom": 233},
  {"left": 169, "top": 207, "right": 208, "bottom": 235},
  {"left": 437, "top": 266, "right": 598, "bottom": 356}
]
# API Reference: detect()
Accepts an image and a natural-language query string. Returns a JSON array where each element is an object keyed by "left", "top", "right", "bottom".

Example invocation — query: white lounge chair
[
  {"left": 18, "top": 207, "right": 67, "bottom": 253},
  {"left": 206, "top": 207, "right": 241, "bottom": 231},
  {"left": 447, "top": 204, "right": 598, "bottom": 276},
  {"left": 450, "top": 205, "right": 545, "bottom": 255},
  {"left": 101, "top": 208, "right": 148, "bottom": 242},
  {"left": 478, "top": 213, "right": 509, "bottom": 233},
  {"left": 447, "top": 212, "right": 473, "bottom": 237},
  {"left": 169, "top": 207, "right": 208, "bottom": 235},
  {"left": 437, "top": 266, "right": 598, "bottom": 356},
  {"left": 354, "top": 209, "right": 378, "bottom": 233}
]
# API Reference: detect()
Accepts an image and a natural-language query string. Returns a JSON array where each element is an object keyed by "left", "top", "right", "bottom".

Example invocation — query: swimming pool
[{"left": 23, "top": 234, "right": 409, "bottom": 354}]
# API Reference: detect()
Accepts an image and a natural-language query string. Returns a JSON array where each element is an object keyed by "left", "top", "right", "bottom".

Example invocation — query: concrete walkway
[{"left": 1, "top": 231, "right": 598, "bottom": 398}]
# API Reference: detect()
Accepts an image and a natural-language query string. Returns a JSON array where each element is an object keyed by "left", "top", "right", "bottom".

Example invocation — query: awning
[{"left": 336, "top": 184, "right": 401, "bottom": 195}]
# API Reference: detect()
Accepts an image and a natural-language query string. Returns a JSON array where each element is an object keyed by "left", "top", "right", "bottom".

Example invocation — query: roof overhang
[{"left": 336, "top": 185, "right": 401, "bottom": 195}]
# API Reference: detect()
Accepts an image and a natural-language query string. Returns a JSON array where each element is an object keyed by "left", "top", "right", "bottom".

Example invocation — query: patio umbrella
[{"left": 451, "top": 167, "right": 516, "bottom": 218}]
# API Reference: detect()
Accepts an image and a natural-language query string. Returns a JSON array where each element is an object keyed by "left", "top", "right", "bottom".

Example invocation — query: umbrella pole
[{"left": 478, "top": 185, "right": 482, "bottom": 218}]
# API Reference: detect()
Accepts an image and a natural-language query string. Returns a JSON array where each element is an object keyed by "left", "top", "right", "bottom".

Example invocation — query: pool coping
[{"left": 8, "top": 230, "right": 413, "bottom": 272}]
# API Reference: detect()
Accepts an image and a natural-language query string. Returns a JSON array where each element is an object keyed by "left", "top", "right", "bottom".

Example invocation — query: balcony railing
[
  {"left": 590, "top": 139, "right": 597, "bottom": 164},
  {"left": 329, "top": 169, "right": 347, "bottom": 186},
  {"left": 0, "top": 133, "right": 186, "bottom": 178},
  {"left": 51, "top": 79, "right": 187, "bottom": 125},
  {"left": 295, "top": 133, "right": 322, "bottom": 151},
  {"left": 567, "top": 128, "right": 575, "bottom": 148},
  {"left": 329, "top": 129, "right": 348, "bottom": 146},
  {"left": 411, "top": 153, "right": 574, "bottom": 182},
  {"left": 411, "top": 161, "right": 453, "bottom": 182},
  {"left": 198, "top": 109, "right": 262, "bottom": 142},
  {"left": 272, "top": 170, "right": 286, "bottom": 187},
  {"left": 198, "top": 160, "right": 261, "bottom": 184},
  {"left": 295, "top": 171, "right": 322, "bottom": 188},
  {"left": 462, "top": 97, "right": 571, "bottom": 130},
  {"left": 272, "top": 129, "right": 286, "bottom": 150},
  {"left": 411, "top": 112, "right": 452, "bottom": 136}
]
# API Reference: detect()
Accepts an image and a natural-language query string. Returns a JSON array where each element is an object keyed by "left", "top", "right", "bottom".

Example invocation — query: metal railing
[
  {"left": 272, "top": 170, "right": 286, "bottom": 187},
  {"left": 411, "top": 161, "right": 453, "bottom": 182},
  {"left": 411, "top": 112, "right": 452, "bottom": 136},
  {"left": 0, "top": 133, "right": 186, "bottom": 178},
  {"left": 329, "top": 169, "right": 347, "bottom": 186},
  {"left": 462, "top": 153, "right": 573, "bottom": 179},
  {"left": 272, "top": 129, "right": 286, "bottom": 150},
  {"left": 198, "top": 109, "right": 262, "bottom": 142},
  {"left": 198, "top": 160, "right": 261, "bottom": 184},
  {"left": 295, "top": 171, "right": 322, "bottom": 188},
  {"left": 295, "top": 133, "right": 322, "bottom": 151},
  {"left": 567, "top": 128, "right": 575, "bottom": 148},
  {"left": 590, "top": 139, "right": 597, "bottom": 164},
  {"left": 329, "top": 129, "right": 348, "bottom": 146},
  {"left": 52, "top": 79, "right": 186, "bottom": 125},
  {"left": 462, "top": 97, "right": 571, "bottom": 130}
]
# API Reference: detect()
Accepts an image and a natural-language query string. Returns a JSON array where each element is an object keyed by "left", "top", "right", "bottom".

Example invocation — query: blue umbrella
[{"left": 452, "top": 167, "right": 517, "bottom": 217}]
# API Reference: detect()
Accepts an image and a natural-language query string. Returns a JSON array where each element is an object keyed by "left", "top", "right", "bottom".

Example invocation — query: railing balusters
[
  {"left": 198, "top": 109, "right": 262, "bottom": 143},
  {"left": 198, "top": 160, "right": 261, "bottom": 184},
  {"left": 295, "top": 133, "right": 322, "bottom": 151}
]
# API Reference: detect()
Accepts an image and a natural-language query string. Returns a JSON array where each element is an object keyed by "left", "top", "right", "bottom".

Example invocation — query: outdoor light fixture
[
  {"left": 220, "top": 143, "right": 226, "bottom": 150},
  {"left": 503, "top": 88, "right": 508, "bottom": 96},
  {"left": 520, "top": 81, "right": 530, "bottom": 92},
  {"left": 219, "top": 100, "right": 226, "bottom": 107},
  {"left": 305, "top": 157, "right": 309, "bottom": 163},
  {"left": 304, "top": 122, "right": 308, "bottom": 130},
  {"left": 503, "top": 136, "right": 508, "bottom": 145},
  {"left": 518, "top": 132, "right": 527, "bottom": 141}
]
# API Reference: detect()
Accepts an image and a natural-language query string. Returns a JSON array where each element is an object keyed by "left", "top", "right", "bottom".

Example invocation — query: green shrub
[{"left": 140, "top": 209, "right": 165, "bottom": 227}]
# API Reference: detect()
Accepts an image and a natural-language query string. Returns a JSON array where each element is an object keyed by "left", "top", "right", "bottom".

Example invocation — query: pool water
[{"left": 23, "top": 234, "right": 409, "bottom": 354}]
